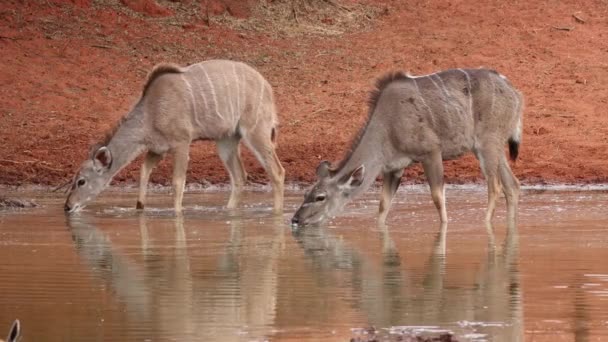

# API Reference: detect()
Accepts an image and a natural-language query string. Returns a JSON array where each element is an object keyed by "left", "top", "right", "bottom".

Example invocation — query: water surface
[{"left": 1, "top": 187, "right": 608, "bottom": 341}]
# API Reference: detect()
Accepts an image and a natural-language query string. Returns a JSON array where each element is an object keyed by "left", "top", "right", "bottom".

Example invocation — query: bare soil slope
[{"left": 1, "top": 0, "right": 607, "bottom": 187}]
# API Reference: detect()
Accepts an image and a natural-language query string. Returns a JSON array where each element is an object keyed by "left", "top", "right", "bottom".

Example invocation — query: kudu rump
[
  {"left": 292, "top": 68, "right": 523, "bottom": 226},
  {"left": 65, "top": 60, "right": 285, "bottom": 213}
]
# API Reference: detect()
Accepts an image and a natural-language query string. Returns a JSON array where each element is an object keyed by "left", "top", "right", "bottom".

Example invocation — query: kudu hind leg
[
  {"left": 244, "top": 129, "right": 285, "bottom": 213},
  {"left": 498, "top": 157, "right": 520, "bottom": 223},
  {"left": 378, "top": 169, "right": 404, "bottom": 225},
  {"left": 486, "top": 176, "right": 502, "bottom": 223},
  {"left": 171, "top": 145, "right": 190, "bottom": 214},
  {"left": 476, "top": 147, "right": 502, "bottom": 223},
  {"left": 422, "top": 152, "right": 448, "bottom": 223},
  {"left": 217, "top": 136, "right": 247, "bottom": 209},
  {"left": 137, "top": 151, "right": 163, "bottom": 209}
]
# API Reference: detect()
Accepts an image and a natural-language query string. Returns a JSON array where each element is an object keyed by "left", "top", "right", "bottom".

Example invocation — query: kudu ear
[
  {"left": 93, "top": 146, "right": 112, "bottom": 170},
  {"left": 345, "top": 165, "right": 365, "bottom": 188},
  {"left": 316, "top": 160, "right": 334, "bottom": 179},
  {"left": 7, "top": 319, "right": 20, "bottom": 342}
]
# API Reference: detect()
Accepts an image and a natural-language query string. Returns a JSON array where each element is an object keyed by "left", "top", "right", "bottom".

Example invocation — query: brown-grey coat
[
  {"left": 65, "top": 60, "right": 285, "bottom": 213},
  {"left": 292, "top": 68, "right": 523, "bottom": 226}
]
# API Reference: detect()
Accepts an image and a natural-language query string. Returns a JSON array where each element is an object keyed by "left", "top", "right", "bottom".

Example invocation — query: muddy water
[{"left": 1, "top": 187, "right": 608, "bottom": 341}]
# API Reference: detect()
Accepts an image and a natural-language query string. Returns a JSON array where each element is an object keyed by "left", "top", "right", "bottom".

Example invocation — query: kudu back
[
  {"left": 292, "top": 68, "right": 523, "bottom": 226},
  {"left": 65, "top": 60, "right": 285, "bottom": 213}
]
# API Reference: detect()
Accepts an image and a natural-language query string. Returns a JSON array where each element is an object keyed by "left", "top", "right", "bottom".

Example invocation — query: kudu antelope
[
  {"left": 292, "top": 68, "right": 523, "bottom": 226},
  {"left": 0, "top": 320, "right": 20, "bottom": 342},
  {"left": 65, "top": 60, "right": 285, "bottom": 213}
]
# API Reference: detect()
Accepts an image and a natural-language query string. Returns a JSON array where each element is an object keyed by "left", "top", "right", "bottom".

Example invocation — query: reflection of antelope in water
[
  {"left": 68, "top": 216, "right": 154, "bottom": 322},
  {"left": 292, "top": 221, "right": 522, "bottom": 341},
  {"left": 64, "top": 60, "right": 285, "bottom": 214},
  {"left": 469, "top": 222, "right": 522, "bottom": 342},
  {"left": 67, "top": 214, "right": 284, "bottom": 341},
  {"left": 205, "top": 216, "right": 285, "bottom": 335}
]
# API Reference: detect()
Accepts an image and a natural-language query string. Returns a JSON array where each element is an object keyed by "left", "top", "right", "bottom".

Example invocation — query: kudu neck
[
  {"left": 105, "top": 106, "right": 146, "bottom": 176},
  {"left": 335, "top": 128, "right": 386, "bottom": 198}
]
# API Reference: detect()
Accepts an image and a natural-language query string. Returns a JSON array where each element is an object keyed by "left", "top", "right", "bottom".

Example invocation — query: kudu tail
[
  {"left": 508, "top": 138, "right": 519, "bottom": 162},
  {"left": 271, "top": 126, "right": 278, "bottom": 147},
  {"left": 508, "top": 116, "right": 523, "bottom": 162}
]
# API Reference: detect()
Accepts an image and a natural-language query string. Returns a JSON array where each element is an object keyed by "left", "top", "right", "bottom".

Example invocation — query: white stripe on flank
[
  {"left": 181, "top": 75, "right": 202, "bottom": 128},
  {"left": 199, "top": 65, "right": 222, "bottom": 119},
  {"left": 458, "top": 68, "right": 473, "bottom": 117},
  {"left": 499, "top": 75, "right": 519, "bottom": 115},
  {"left": 412, "top": 78, "right": 434, "bottom": 116},
  {"left": 489, "top": 75, "right": 496, "bottom": 119},
  {"left": 232, "top": 63, "right": 240, "bottom": 118},
  {"left": 434, "top": 74, "right": 455, "bottom": 103},
  {"left": 192, "top": 71, "right": 210, "bottom": 119},
  {"left": 221, "top": 71, "right": 234, "bottom": 120},
  {"left": 428, "top": 74, "right": 450, "bottom": 115},
  {"left": 252, "top": 76, "right": 265, "bottom": 131},
  {"left": 509, "top": 85, "right": 521, "bottom": 133},
  {"left": 497, "top": 75, "right": 522, "bottom": 140},
  {"left": 436, "top": 73, "right": 465, "bottom": 118},
  {"left": 406, "top": 71, "right": 440, "bottom": 79}
]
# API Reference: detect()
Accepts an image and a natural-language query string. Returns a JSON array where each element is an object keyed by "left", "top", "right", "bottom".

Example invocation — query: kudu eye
[
  {"left": 315, "top": 194, "right": 326, "bottom": 202},
  {"left": 77, "top": 179, "right": 86, "bottom": 187}
]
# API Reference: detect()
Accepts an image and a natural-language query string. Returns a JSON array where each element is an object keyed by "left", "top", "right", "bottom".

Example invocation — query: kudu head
[
  {"left": 64, "top": 146, "right": 113, "bottom": 213},
  {"left": 291, "top": 161, "right": 365, "bottom": 226}
]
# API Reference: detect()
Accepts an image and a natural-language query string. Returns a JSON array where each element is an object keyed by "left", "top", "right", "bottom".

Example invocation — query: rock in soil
[{"left": 350, "top": 329, "right": 458, "bottom": 342}]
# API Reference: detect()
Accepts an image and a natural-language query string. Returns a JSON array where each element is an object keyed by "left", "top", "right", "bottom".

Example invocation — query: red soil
[{"left": 1, "top": 0, "right": 607, "bottom": 187}]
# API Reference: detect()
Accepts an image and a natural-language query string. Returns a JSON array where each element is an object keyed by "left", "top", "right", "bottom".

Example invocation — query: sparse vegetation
[{"left": 210, "top": 0, "right": 385, "bottom": 37}]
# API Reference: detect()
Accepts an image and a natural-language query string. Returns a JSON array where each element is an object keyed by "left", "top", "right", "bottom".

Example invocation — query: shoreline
[{"left": 3, "top": 181, "right": 608, "bottom": 195}]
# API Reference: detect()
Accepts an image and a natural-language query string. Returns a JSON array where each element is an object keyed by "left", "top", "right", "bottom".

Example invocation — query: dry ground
[{"left": 1, "top": 0, "right": 607, "bottom": 187}]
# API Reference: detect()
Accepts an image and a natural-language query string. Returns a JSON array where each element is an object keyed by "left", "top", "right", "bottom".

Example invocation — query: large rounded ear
[
  {"left": 7, "top": 319, "right": 20, "bottom": 342},
  {"left": 93, "top": 146, "right": 112, "bottom": 170},
  {"left": 345, "top": 165, "right": 365, "bottom": 188},
  {"left": 316, "top": 160, "right": 333, "bottom": 179}
]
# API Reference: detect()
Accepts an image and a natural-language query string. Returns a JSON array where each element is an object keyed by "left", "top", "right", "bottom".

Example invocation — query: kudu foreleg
[
  {"left": 378, "top": 169, "right": 404, "bottom": 225},
  {"left": 172, "top": 145, "right": 190, "bottom": 214},
  {"left": 422, "top": 152, "right": 448, "bottom": 223},
  {"left": 137, "top": 151, "right": 163, "bottom": 210}
]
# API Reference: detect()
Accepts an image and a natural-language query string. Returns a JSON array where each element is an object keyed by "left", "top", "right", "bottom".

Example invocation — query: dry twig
[
  {"left": 572, "top": 12, "right": 586, "bottom": 24},
  {"left": 552, "top": 26, "right": 574, "bottom": 31},
  {"left": 323, "top": 0, "right": 351, "bottom": 12},
  {"left": 52, "top": 179, "right": 72, "bottom": 193},
  {"left": 292, "top": 3, "right": 299, "bottom": 24}
]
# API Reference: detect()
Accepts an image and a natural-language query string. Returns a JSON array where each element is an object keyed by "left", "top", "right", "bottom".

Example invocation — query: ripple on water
[{"left": 1, "top": 189, "right": 608, "bottom": 341}]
